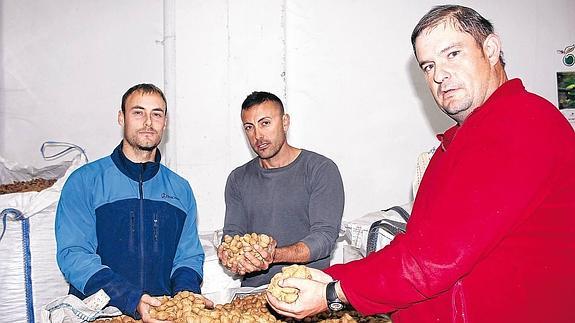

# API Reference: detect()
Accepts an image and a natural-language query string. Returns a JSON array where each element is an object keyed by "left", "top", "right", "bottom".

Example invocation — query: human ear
[
  {"left": 118, "top": 110, "right": 125, "bottom": 126},
  {"left": 483, "top": 34, "right": 502, "bottom": 66},
  {"left": 282, "top": 114, "right": 290, "bottom": 132}
]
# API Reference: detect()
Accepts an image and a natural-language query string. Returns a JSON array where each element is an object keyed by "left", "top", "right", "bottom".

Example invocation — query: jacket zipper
[
  {"left": 451, "top": 280, "right": 468, "bottom": 323},
  {"left": 153, "top": 213, "right": 159, "bottom": 252},
  {"left": 129, "top": 211, "right": 135, "bottom": 250},
  {"left": 139, "top": 163, "right": 146, "bottom": 289}
]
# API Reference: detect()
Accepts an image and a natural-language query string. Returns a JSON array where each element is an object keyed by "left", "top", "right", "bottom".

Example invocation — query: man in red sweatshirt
[{"left": 267, "top": 5, "right": 575, "bottom": 322}]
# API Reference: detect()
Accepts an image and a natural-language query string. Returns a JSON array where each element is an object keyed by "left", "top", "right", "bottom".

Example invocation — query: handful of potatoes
[
  {"left": 267, "top": 264, "right": 312, "bottom": 303},
  {"left": 219, "top": 233, "right": 272, "bottom": 269}
]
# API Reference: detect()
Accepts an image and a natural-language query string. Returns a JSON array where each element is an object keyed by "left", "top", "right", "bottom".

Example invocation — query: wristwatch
[{"left": 326, "top": 281, "right": 344, "bottom": 311}]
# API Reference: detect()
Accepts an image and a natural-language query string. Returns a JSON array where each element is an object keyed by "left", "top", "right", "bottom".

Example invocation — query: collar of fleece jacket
[{"left": 110, "top": 142, "right": 161, "bottom": 182}]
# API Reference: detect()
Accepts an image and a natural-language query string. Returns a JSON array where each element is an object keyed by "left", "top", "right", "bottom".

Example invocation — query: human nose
[
  {"left": 253, "top": 126, "right": 263, "bottom": 139},
  {"left": 433, "top": 64, "right": 450, "bottom": 84},
  {"left": 143, "top": 113, "right": 152, "bottom": 127}
]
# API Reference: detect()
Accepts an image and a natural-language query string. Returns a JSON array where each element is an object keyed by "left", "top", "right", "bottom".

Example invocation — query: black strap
[
  {"left": 366, "top": 219, "right": 407, "bottom": 255},
  {"left": 383, "top": 205, "right": 411, "bottom": 222}
]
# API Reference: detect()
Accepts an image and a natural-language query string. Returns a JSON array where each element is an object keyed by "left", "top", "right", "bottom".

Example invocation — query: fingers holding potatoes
[
  {"left": 267, "top": 264, "right": 312, "bottom": 304},
  {"left": 218, "top": 233, "right": 274, "bottom": 274}
]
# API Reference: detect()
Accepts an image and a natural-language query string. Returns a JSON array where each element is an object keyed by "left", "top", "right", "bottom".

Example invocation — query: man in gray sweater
[{"left": 218, "top": 91, "right": 345, "bottom": 287}]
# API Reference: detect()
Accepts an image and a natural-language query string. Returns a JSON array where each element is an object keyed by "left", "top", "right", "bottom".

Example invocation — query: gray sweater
[{"left": 223, "top": 149, "right": 345, "bottom": 287}]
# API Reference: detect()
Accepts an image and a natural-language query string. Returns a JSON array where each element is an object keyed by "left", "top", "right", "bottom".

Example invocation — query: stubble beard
[
  {"left": 254, "top": 137, "right": 286, "bottom": 161},
  {"left": 126, "top": 132, "right": 161, "bottom": 153},
  {"left": 136, "top": 143, "right": 157, "bottom": 152},
  {"left": 439, "top": 94, "right": 473, "bottom": 123},
  {"left": 255, "top": 142, "right": 280, "bottom": 160}
]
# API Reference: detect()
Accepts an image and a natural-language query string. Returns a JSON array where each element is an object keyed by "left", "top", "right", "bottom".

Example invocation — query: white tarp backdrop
[{"left": 2, "top": 0, "right": 574, "bottom": 232}]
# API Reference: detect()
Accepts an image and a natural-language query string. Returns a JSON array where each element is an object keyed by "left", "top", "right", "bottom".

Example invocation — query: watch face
[{"left": 328, "top": 302, "right": 344, "bottom": 311}]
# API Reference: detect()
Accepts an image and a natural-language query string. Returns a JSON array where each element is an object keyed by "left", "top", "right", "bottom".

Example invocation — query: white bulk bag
[
  {"left": 0, "top": 143, "right": 86, "bottom": 323},
  {"left": 343, "top": 202, "right": 413, "bottom": 258},
  {"left": 200, "top": 230, "right": 241, "bottom": 296}
]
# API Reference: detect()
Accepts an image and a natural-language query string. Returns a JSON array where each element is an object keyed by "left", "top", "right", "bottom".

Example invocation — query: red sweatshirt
[{"left": 326, "top": 79, "right": 575, "bottom": 322}]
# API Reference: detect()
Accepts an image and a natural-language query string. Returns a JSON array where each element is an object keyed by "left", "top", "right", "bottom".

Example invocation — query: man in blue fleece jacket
[{"left": 55, "top": 84, "right": 205, "bottom": 321}]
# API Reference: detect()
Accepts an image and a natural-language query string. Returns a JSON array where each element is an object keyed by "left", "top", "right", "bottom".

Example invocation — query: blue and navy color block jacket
[{"left": 55, "top": 143, "right": 204, "bottom": 317}]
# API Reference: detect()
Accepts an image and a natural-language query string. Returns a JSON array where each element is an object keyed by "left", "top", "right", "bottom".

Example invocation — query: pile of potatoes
[
  {"left": 0, "top": 178, "right": 57, "bottom": 194},
  {"left": 92, "top": 263, "right": 390, "bottom": 323},
  {"left": 93, "top": 290, "right": 391, "bottom": 323},
  {"left": 92, "top": 315, "right": 137, "bottom": 323},
  {"left": 219, "top": 233, "right": 272, "bottom": 269},
  {"left": 212, "top": 293, "right": 280, "bottom": 323},
  {"left": 267, "top": 265, "right": 311, "bottom": 303},
  {"left": 148, "top": 291, "right": 278, "bottom": 322},
  {"left": 149, "top": 292, "right": 280, "bottom": 322},
  {"left": 284, "top": 310, "right": 392, "bottom": 323},
  {"left": 149, "top": 290, "right": 208, "bottom": 321},
  {"left": 95, "top": 292, "right": 279, "bottom": 323}
]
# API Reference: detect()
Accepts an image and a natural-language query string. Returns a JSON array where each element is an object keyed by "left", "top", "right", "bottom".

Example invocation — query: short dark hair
[
  {"left": 241, "top": 91, "right": 284, "bottom": 114},
  {"left": 121, "top": 83, "right": 167, "bottom": 113},
  {"left": 411, "top": 5, "right": 505, "bottom": 67}
]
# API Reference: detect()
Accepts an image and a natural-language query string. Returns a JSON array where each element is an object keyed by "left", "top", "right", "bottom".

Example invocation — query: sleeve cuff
[
  {"left": 84, "top": 268, "right": 143, "bottom": 316},
  {"left": 171, "top": 267, "right": 203, "bottom": 294}
]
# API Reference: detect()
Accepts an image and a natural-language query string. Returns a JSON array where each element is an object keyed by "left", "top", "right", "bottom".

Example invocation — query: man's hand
[
  {"left": 237, "top": 238, "right": 277, "bottom": 275},
  {"left": 137, "top": 292, "right": 213, "bottom": 323},
  {"left": 195, "top": 293, "right": 215, "bottom": 309},
  {"left": 265, "top": 275, "right": 330, "bottom": 320},
  {"left": 307, "top": 267, "right": 334, "bottom": 284},
  {"left": 217, "top": 244, "right": 241, "bottom": 273},
  {"left": 137, "top": 294, "right": 171, "bottom": 323}
]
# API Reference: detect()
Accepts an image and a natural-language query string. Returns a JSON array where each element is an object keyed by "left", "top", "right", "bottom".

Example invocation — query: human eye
[
  {"left": 243, "top": 124, "right": 253, "bottom": 132},
  {"left": 261, "top": 120, "right": 271, "bottom": 127},
  {"left": 447, "top": 50, "right": 460, "bottom": 59},
  {"left": 152, "top": 111, "right": 165, "bottom": 118},
  {"left": 421, "top": 63, "right": 434, "bottom": 73}
]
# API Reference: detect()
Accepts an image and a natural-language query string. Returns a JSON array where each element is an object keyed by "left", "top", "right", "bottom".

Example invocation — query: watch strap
[{"left": 326, "top": 280, "right": 344, "bottom": 311}]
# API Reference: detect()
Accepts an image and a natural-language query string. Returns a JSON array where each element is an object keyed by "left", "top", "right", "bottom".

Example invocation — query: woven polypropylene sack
[{"left": 0, "top": 154, "right": 86, "bottom": 323}]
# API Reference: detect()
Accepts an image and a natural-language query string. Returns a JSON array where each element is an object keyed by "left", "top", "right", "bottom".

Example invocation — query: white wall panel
[
  {"left": 1, "top": 0, "right": 163, "bottom": 166},
  {"left": 174, "top": 0, "right": 286, "bottom": 230},
  {"left": 284, "top": 0, "right": 453, "bottom": 221}
]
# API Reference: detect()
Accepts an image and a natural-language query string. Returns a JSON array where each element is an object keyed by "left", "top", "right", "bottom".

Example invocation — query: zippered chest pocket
[
  {"left": 153, "top": 212, "right": 159, "bottom": 252},
  {"left": 129, "top": 210, "right": 136, "bottom": 250}
]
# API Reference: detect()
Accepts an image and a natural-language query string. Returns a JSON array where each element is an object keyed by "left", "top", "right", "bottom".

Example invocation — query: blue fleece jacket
[{"left": 55, "top": 143, "right": 204, "bottom": 317}]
